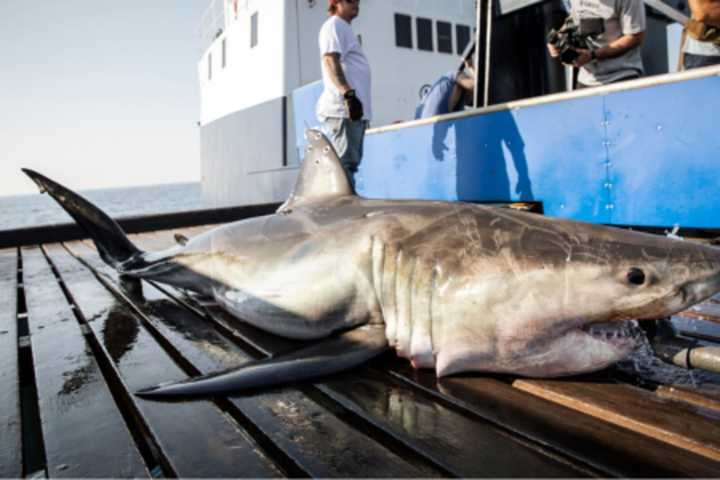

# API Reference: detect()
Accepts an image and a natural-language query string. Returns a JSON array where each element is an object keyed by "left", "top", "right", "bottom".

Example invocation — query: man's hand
[
  {"left": 572, "top": 48, "right": 593, "bottom": 67},
  {"left": 547, "top": 43, "right": 560, "bottom": 58},
  {"left": 344, "top": 90, "right": 364, "bottom": 121}
]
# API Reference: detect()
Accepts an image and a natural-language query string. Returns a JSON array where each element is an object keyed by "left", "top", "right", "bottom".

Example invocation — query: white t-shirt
[
  {"left": 316, "top": 16, "right": 372, "bottom": 121},
  {"left": 571, "top": 0, "right": 646, "bottom": 86},
  {"left": 684, "top": 35, "right": 720, "bottom": 56}
]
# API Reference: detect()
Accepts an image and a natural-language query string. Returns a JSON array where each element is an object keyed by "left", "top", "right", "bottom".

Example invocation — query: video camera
[{"left": 547, "top": 17, "right": 605, "bottom": 64}]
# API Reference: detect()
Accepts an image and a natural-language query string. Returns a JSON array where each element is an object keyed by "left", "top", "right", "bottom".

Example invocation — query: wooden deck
[{"left": 3, "top": 226, "right": 720, "bottom": 478}]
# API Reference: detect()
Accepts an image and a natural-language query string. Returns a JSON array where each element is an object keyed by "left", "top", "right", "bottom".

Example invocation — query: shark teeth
[{"left": 582, "top": 321, "right": 641, "bottom": 344}]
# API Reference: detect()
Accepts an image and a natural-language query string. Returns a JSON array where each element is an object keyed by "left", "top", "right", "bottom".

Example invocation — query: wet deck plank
[
  {"left": 513, "top": 378, "right": 720, "bottom": 462},
  {"left": 0, "top": 248, "right": 20, "bottom": 478},
  {"left": 315, "top": 370, "right": 588, "bottom": 477},
  {"left": 387, "top": 364, "right": 720, "bottom": 477},
  {"left": 49, "top": 243, "right": 281, "bottom": 478},
  {"left": 124, "top": 231, "right": 589, "bottom": 477},
  {"left": 672, "top": 314, "right": 720, "bottom": 343},
  {"left": 655, "top": 385, "right": 720, "bottom": 413},
  {"left": 20, "top": 246, "right": 148, "bottom": 478}
]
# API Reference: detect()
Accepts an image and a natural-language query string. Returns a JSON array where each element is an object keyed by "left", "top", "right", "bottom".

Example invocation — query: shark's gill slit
[
  {"left": 396, "top": 256, "right": 416, "bottom": 357},
  {"left": 393, "top": 249, "right": 407, "bottom": 351},
  {"left": 409, "top": 260, "right": 434, "bottom": 367},
  {"left": 429, "top": 265, "right": 439, "bottom": 360},
  {"left": 382, "top": 244, "right": 399, "bottom": 345},
  {"left": 430, "top": 267, "right": 438, "bottom": 356},
  {"left": 370, "top": 236, "right": 385, "bottom": 313}
]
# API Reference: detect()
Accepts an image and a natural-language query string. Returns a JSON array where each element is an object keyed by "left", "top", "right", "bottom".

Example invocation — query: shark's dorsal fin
[{"left": 278, "top": 128, "right": 354, "bottom": 213}]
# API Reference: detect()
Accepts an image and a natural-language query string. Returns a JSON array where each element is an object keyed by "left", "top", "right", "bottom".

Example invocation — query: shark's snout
[{"left": 678, "top": 270, "right": 720, "bottom": 310}]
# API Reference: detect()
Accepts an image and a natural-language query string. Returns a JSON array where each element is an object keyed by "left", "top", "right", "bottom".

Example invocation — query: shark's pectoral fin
[{"left": 135, "top": 325, "right": 388, "bottom": 399}]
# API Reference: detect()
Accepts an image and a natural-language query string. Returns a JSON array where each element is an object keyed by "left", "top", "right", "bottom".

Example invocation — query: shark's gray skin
[{"left": 22, "top": 130, "right": 720, "bottom": 397}]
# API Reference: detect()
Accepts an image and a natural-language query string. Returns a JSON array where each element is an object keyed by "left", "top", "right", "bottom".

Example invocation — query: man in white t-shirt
[
  {"left": 316, "top": 0, "right": 372, "bottom": 187},
  {"left": 547, "top": 0, "right": 646, "bottom": 87}
]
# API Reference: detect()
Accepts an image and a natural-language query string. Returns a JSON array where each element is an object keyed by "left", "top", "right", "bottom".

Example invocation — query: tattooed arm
[{"left": 323, "top": 53, "right": 352, "bottom": 95}]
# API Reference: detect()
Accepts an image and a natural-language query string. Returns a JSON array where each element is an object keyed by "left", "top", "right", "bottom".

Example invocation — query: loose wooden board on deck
[
  {"left": 513, "top": 377, "right": 720, "bottom": 462},
  {"left": 388, "top": 363, "right": 720, "bottom": 477}
]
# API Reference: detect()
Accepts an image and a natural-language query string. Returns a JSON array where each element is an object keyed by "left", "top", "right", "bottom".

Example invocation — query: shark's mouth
[{"left": 580, "top": 320, "right": 643, "bottom": 348}]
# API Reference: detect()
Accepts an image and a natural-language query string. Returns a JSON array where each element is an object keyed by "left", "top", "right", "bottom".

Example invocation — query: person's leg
[
  {"left": 325, "top": 117, "right": 366, "bottom": 186},
  {"left": 324, "top": 117, "right": 352, "bottom": 178},
  {"left": 342, "top": 120, "right": 368, "bottom": 188},
  {"left": 684, "top": 52, "right": 720, "bottom": 70}
]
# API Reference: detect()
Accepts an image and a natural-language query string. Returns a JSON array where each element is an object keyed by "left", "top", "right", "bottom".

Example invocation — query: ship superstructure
[{"left": 198, "top": 0, "right": 477, "bottom": 207}]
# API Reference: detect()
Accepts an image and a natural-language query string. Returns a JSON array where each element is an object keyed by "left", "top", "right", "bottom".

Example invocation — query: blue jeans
[
  {"left": 683, "top": 52, "right": 720, "bottom": 69},
  {"left": 324, "top": 117, "right": 368, "bottom": 188}
]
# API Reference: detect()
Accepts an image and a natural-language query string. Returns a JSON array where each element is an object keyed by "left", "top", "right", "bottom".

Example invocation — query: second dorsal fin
[{"left": 277, "top": 128, "right": 354, "bottom": 213}]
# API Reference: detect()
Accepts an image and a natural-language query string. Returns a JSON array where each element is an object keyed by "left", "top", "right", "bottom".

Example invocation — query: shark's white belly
[{"left": 212, "top": 248, "right": 381, "bottom": 339}]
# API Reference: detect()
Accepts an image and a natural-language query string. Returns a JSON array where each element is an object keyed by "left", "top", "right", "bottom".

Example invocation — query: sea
[{"left": 0, "top": 182, "right": 203, "bottom": 231}]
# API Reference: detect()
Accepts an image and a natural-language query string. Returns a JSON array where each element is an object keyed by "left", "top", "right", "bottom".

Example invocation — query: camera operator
[{"left": 547, "top": 0, "right": 646, "bottom": 88}]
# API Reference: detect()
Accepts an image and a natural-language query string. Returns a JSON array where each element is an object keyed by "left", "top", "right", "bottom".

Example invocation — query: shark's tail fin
[{"left": 22, "top": 169, "right": 142, "bottom": 269}]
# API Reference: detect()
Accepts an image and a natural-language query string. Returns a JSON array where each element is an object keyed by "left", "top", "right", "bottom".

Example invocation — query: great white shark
[{"left": 23, "top": 129, "right": 720, "bottom": 398}]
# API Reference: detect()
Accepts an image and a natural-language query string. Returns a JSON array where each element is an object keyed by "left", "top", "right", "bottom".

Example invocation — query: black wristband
[
  {"left": 343, "top": 89, "right": 357, "bottom": 100},
  {"left": 590, "top": 49, "right": 597, "bottom": 61}
]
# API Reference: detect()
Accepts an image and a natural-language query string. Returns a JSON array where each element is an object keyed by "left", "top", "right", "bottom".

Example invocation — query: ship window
[
  {"left": 394, "top": 14, "right": 412, "bottom": 48},
  {"left": 437, "top": 21, "right": 453, "bottom": 53},
  {"left": 416, "top": 17, "right": 433, "bottom": 51},
  {"left": 251, "top": 12, "right": 258, "bottom": 48},
  {"left": 208, "top": 53, "right": 212, "bottom": 80},
  {"left": 222, "top": 38, "right": 227, "bottom": 68},
  {"left": 456, "top": 24, "right": 471, "bottom": 54}
]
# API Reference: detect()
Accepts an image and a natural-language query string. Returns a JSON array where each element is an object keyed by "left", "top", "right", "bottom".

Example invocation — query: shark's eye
[{"left": 626, "top": 267, "right": 646, "bottom": 285}]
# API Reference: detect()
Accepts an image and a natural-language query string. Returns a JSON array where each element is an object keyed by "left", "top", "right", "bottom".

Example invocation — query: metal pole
[
  {"left": 483, "top": 0, "right": 493, "bottom": 107},
  {"left": 643, "top": 0, "right": 688, "bottom": 24},
  {"left": 473, "top": 0, "right": 482, "bottom": 108}
]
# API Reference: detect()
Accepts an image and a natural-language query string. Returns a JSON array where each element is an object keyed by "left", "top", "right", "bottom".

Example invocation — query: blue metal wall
[{"left": 293, "top": 72, "right": 720, "bottom": 228}]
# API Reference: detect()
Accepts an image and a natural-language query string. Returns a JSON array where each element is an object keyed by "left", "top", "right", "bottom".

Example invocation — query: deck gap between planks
[
  {"left": 16, "top": 248, "right": 48, "bottom": 479},
  {"left": 40, "top": 245, "right": 170, "bottom": 478},
  {"left": 62, "top": 242, "right": 311, "bottom": 478}
]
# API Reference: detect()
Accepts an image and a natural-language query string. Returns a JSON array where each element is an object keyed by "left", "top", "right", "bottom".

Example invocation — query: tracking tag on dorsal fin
[
  {"left": 174, "top": 233, "right": 189, "bottom": 246},
  {"left": 277, "top": 128, "right": 355, "bottom": 213}
]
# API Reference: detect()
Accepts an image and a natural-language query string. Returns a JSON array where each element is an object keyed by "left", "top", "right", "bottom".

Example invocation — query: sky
[{"left": 0, "top": 1, "right": 210, "bottom": 196}]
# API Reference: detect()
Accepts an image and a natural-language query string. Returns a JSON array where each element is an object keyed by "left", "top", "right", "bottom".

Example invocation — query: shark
[{"left": 22, "top": 129, "right": 720, "bottom": 398}]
